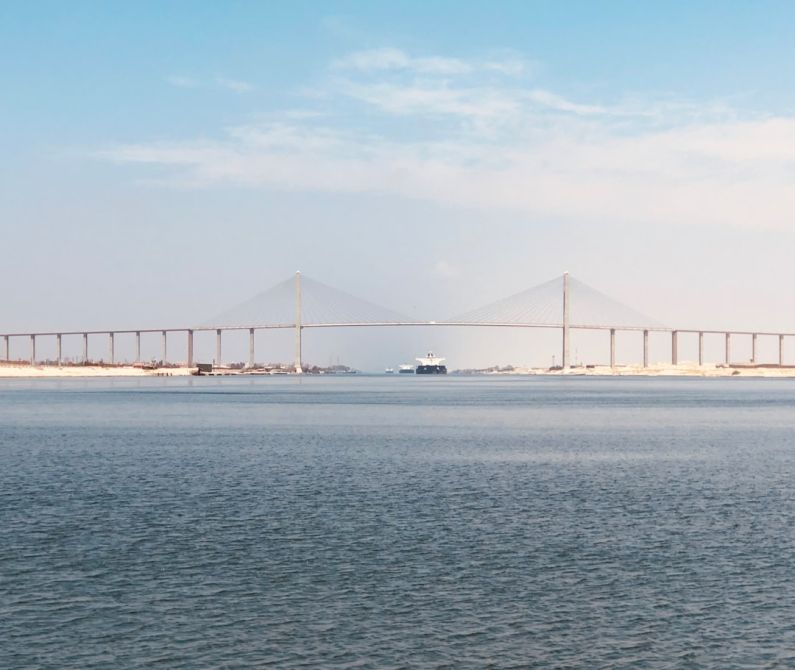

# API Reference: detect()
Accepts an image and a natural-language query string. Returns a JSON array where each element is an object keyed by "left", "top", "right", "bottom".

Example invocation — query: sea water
[{"left": 2, "top": 375, "right": 795, "bottom": 668}]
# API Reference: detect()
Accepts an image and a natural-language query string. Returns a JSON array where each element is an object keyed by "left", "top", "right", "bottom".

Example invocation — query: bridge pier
[
  {"left": 57, "top": 334, "right": 62, "bottom": 366},
  {"left": 725, "top": 332, "right": 732, "bottom": 365},
  {"left": 698, "top": 332, "right": 704, "bottom": 366},
  {"left": 216, "top": 329, "right": 222, "bottom": 367},
  {"left": 30, "top": 334, "right": 36, "bottom": 365},
  {"left": 83, "top": 333, "right": 88, "bottom": 363},
  {"left": 187, "top": 330, "right": 194, "bottom": 367},
  {"left": 780, "top": 334, "right": 785, "bottom": 367},
  {"left": 162, "top": 331, "right": 167, "bottom": 365},
  {"left": 109, "top": 333, "right": 115, "bottom": 364},
  {"left": 643, "top": 330, "right": 649, "bottom": 368},
  {"left": 610, "top": 329, "right": 616, "bottom": 368},
  {"left": 672, "top": 330, "right": 678, "bottom": 366},
  {"left": 249, "top": 328, "right": 255, "bottom": 368},
  {"left": 751, "top": 333, "right": 758, "bottom": 364},
  {"left": 3, "top": 334, "right": 8, "bottom": 361},
  {"left": 135, "top": 331, "right": 141, "bottom": 364}
]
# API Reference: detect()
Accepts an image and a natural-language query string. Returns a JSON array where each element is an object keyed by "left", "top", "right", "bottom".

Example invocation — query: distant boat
[
  {"left": 385, "top": 367, "right": 395, "bottom": 374},
  {"left": 416, "top": 352, "right": 447, "bottom": 375},
  {"left": 398, "top": 364, "right": 415, "bottom": 374}
]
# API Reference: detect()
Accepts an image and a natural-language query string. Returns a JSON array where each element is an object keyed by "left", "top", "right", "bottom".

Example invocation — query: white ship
[
  {"left": 398, "top": 364, "right": 415, "bottom": 374},
  {"left": 415, "top": 352, "right": 447, "bottom": 375}
]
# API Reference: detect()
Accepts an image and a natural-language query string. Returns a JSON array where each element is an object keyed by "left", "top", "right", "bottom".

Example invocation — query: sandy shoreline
[
  {"left": 2, "top": 361, "right": 795, "bottom": 378},
  {"left": 490, "top": 362, "right": 795, "bottom": 378},
  {"left": 0, "top": 364, "right": 196, "bottom": 378}
]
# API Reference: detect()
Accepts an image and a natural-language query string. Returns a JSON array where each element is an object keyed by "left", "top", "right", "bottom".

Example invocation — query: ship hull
[{"left": 416, "top": 365, "right": 447, "bottom": 374}]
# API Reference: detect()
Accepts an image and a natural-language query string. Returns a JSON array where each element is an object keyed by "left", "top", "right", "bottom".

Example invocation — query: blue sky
[
  {"left": 6, "top": 1, "right": 795, "bottom": 145},
  {"left": 2, "top": 1, "right": 795, "bottom": 368}
]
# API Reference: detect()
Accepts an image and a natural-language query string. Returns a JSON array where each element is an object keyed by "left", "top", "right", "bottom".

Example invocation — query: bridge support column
[
  {"left": 108, "top": 333, "right": 115, "bottom": 364},
  {"left": 83, "top": 333, "right": 88, "bottom": 363},
  {"left": 30, "top": 335, "right": 36, "bottom": 365},
  {"left": 295, "top": 271, "right": 303, "bottom": 373},
  {"left": 249, "top": 328, "right": 255, "bottom": 368},
  {"left": 698, "top": 332, "right": 704, "bottom": 365},
  {"left": 780, "top": 335, "right": 785, "bottom": 367},
  {"left": 610, "top": 329, "right": 616, "bottom": 368},
  {"left": 672, "top": 331, "right": 678, "bottom": 366},
  {"left": 295, "top": 327, "right": 302, "bottom": 373},
  {"left": 56, "top": 334, "right": 62, "bottom": 366},
  {"left": 698, "top": 332, "right": 704, "bottom": 366},
  {"left": 162, "top": 331, "right": 167, "bottom": 365},
  {"left": 725, "top": 333, "right": 732, "bottom": 365},
  {"left": 642, "top": 330, "right": 649, "bottom": 368},
  {"left": 187, "top": 330, "right": 194, "bottom": 367},
  {"left": 562, "top": 271, "right": 570, "bottom": 370},
  {"left": 751, "top": 333, "right": 758, "bottom": 364},
  {"left": 216, "top": 329, "right": 222, "bottom": 367},
  {"left": 3, "top": 335, "right": 9, "bottom": 361},
  {"left": 135, "top": 331, "right": 141, "bottom": 364}
]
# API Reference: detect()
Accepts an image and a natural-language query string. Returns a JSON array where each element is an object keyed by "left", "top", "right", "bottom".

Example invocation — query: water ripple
[{"left": 2, "top": 377, "right": 795, "bottom": 667}]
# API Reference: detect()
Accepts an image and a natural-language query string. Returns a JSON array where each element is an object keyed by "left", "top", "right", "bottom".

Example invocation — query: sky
[{"left": 2, "top": 1, "right": 795, "bottom": 369}]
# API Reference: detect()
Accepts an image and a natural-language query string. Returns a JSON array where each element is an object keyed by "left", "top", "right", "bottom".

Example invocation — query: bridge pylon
[{"left": 295, "top": 271, "right": 303, "bottom": 373}]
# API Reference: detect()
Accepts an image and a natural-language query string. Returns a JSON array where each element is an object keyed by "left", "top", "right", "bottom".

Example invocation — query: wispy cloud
[
  {"left": 216, "top": 77, "right": 254, "bottom": 93},
  {"left": 333, "top": 48, "right": 472, "bottom": 75},
  {"left": 524, "top": 89, "right": 607, "bottom": 116},
  {"left": 99, "top": 114, "right": 795, "bottom": 229},
  {"left": 338, "top": 81, "right": 523, "bottom": 120},
  {"left": 332, "top": 47, "right": 530, "bottom": 77},
  {"left": 112, "top": 50, "right": 795, "bottom": 232},
  {"left": 337, "top": 81, "right": 607, "bottom": 123}
]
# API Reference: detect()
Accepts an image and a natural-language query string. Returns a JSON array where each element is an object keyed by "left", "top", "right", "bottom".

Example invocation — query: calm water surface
[{"left": 2, "top": 375, "right": 795, "bottom": 668}]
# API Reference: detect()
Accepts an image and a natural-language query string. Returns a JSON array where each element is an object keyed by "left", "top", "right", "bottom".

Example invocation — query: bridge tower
[{"left": 295, "top": 270, "right": 303, "bottom": 373}]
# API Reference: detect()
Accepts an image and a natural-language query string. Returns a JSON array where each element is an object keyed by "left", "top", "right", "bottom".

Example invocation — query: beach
[
  {"left": 490, "top": 362, "right": 795, "bottom": 378},
  {"left": 0, "top": 363, "right": 196, "bottom": 378},
  {"left": 4, "top": 361, "right": 795, "bottom": 378}
]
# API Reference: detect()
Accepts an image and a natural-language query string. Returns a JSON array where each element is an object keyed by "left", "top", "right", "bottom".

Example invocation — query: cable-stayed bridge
[{"left": 2, "top": 272, "right": 792, "bottom": 370}]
